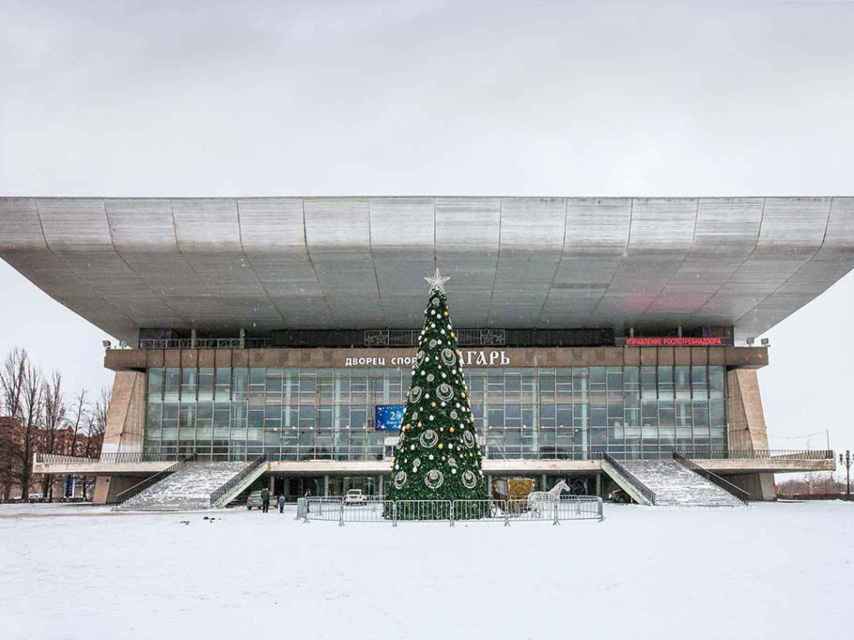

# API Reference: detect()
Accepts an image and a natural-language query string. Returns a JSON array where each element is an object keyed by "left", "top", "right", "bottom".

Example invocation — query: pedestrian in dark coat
[
  {"left": 277, "top": 494, "right": 286, "bottom": 513},
  {"left": 261, "top": 487, "right": 271, "bottom": 513}
]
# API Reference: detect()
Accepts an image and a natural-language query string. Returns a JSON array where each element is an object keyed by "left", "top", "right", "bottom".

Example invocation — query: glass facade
[{"left": 144, "top": 365, "right": 727, "bottom": 461}]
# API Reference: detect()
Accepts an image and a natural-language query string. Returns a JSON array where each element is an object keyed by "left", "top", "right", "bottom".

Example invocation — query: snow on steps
[
  {"left": 115, "top": 462, "right": 249, "bottom": 512},
  {"left": 619, "top": 460, "right": 745, "bottom": 507}
]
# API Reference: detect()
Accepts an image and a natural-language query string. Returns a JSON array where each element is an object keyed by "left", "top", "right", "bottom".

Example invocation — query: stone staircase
[
  {"left": 115, "top": 461, "right": 249, "bottom": 511},
  {"left": 619, "top": 459, "right": 745, "bottom": 507}
]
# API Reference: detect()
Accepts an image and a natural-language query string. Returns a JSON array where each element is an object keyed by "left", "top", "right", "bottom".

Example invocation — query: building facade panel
[
  {"left": 104, "top": 346, "right": 769, "bottom": 372},
  {"left": 3, "top": 197, "right": 853, "bottom": 341},
  {"left": 140, "top": 362, "right": 729, "bottom": 463}
]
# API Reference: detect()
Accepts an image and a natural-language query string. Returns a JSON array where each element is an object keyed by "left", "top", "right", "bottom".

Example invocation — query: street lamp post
[{"left": 839, "top": 450, "right": 851, "bottom": 500}]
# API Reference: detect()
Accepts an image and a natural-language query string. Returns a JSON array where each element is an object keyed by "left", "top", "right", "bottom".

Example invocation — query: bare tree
[
  {"left": 1, "top": 347, "right": 27, "bottom": 416},
  {"left": 0, "top": 416, "right": 15, "bottom": 501},
  {"left": 0, "top": 348, "right": 30, "bottom": 500},
  {"left": 66, "top": 388, "right": 87, "bottom": 458},
  {"left": 63, "top": 388, "right": 88, "bottom": 498},
  {"left": 15, "top": 355, "right": 43, "bottom": 502},
  {"left": 81, "top": 386, "right": 109, "bottom": 499},
  {"left": 40, "top": 371, "right": 66, "bottom": 501}
]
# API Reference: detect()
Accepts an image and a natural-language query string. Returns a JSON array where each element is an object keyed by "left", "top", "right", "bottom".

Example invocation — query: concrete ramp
[
  {"left": 619, "top": 460, "right": 745, "bottom": 507},
  {"left": 600, "top": 457, "right": 655, "bottom": 505},
  {"left": 115, "top": 461, "right": 252, "bottom": 511},
  {"left": 212, "top": 459, "right": 268, "bottom": 508}
]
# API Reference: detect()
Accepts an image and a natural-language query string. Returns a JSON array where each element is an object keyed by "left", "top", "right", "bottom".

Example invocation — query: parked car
[
  {"left": 245, "top": 490, "right": 264, "bottom": 510},
  {"left": 343, "top": 489, "right": 368, "bottom": 505}
]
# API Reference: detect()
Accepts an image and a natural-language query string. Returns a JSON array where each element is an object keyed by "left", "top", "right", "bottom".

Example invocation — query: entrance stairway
[
  {"left": 115, "top": 460, "right": 262, "bottom": 512},
  {"left": 616, "top": 459, "right": 745, "bottom": 507}
]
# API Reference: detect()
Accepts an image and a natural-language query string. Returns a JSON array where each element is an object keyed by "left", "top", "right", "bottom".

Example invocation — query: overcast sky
[{"left": 1, "top": 1, "right": 853, "bottom": 468}]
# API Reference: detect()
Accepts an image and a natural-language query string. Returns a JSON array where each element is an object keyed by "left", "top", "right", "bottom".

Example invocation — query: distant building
[
  {"left": 3, "top": 197, "right": 849, "bottom": 505},
  {"left": 0, "top": 416, "right": 99, "bottom": 500}
]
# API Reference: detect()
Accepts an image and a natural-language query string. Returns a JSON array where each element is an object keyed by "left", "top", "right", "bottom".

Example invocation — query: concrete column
[
  {"left": 595, "top": 473, "right": 602, "bottom": 497},
  {"left": 726, "top": 369, "right": 770, "bottom": 453},
  {"left": 268, "top": 474, "right": 275, "bottom": 493},
  {"left": 324, "top": 475, "right": 330, "bottom": 497},
  {"left": 377, "top": 474, "right": 384, "bottom": 496},
  {"left": 101, "top": 371, "right": 145, "bottom": 458},
  {"left": 728, "top": 473, "right": 776, "bottom": 501},
  {"left": 98, "top": 371, "right": 146, "bottom": 498},
  {"left": 726, "top": 368, "right": 776, "bottom": 501},
  {"left": 93, "top": 475, "right": 141, "bottom": 505},
  {"left": 190, "top": 328, "right": 197, "bottom": 348},
  {"left": 541, "top": 474, "right": 547, "bottom": 491}
]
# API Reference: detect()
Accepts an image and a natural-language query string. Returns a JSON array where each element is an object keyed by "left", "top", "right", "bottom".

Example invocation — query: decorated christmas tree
[{"left": 386, "top": 268, "right": 485, "bottom": 504}]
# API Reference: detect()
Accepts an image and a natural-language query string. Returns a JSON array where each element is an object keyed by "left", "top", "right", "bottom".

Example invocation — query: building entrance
[{"left": 285, "top": 477, "right": 323, "bottom": 502}]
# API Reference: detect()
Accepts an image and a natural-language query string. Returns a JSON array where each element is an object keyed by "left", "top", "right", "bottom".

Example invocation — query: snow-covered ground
[{"left": 2, "top": 501, "right": 852, "bottom": 640}]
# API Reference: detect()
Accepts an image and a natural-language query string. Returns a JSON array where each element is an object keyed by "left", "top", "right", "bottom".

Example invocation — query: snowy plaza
[{"left": 3, "top": 501, "right": 853, "bottom": 640}]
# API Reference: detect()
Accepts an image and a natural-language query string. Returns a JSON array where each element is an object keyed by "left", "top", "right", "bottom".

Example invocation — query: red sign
[{"left": 625, "top": 337, "right": 724, "bottom": 347}]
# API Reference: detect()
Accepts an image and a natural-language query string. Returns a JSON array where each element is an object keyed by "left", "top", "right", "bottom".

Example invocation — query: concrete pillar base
[
  {"left": 93, "top": 475, "right": 141, "bottom": 505},
  {"left": 727, "top": 472, "right": 776, "bottom": 501}
]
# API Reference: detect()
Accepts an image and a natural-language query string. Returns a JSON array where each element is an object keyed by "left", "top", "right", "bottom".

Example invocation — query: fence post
[
  {"left": 504, "top": 500, "right": 510, "bottom": 527},
  {"left": 552, "top": 501, "right": 559, "bottom": 526},
  {"left": 392, "top": 501, "right": 397, "bottom": 527},
  {"left": 598, "top": 498, "right": 604, "bottom": 522},
  {"left": 303, "top": 499, "right": 310, "bottom": 523},
  {"left": 339, "top": 501, "right": 345, "bottom": 527},
  {"left": 449, "top": 501, "right": 454, "bottom": 527}
]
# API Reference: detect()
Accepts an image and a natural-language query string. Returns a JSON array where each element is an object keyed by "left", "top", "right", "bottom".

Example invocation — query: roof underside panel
[{"left": 1, "top": 197, "right": 852, "bottom": 343}]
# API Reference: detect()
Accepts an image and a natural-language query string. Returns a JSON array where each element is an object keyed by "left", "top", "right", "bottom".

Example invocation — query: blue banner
[{"left": 375, "top": 404, "right": 404, "bottom": 431}]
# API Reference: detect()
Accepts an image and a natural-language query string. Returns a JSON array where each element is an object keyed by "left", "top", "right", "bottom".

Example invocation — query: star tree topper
[{"left": 424, "top": 267, "right": 450, "bottom": 292}]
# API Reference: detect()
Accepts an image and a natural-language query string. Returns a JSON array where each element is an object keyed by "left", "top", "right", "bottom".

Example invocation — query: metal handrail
[
  {"left": 35, "top": 453, "right": 99, "bottom": 465},
  {"left": 600, "top": 453, "right": 657, "bottom": 505},
  {"left": 36, "top": 447, "right": 837, "bottom": 466},
  {"left": 210, "top": 455, "right": 267, "bottom": 506},
  {"left": 138, "top": 338, "right": 273, "bottom": 350},
  {"left": 672, "top": 451, "right": 750, "bottom": 505},
  {"left": 483, "top": 446, "right": 836, "bottom": 461},
  {"left": 111, "top": 454, "right": 195, "bottom": 505}
]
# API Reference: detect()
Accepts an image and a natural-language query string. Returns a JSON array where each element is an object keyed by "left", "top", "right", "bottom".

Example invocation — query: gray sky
[{"left": 1, "top": 1, "right": 853, "bottom": 469}]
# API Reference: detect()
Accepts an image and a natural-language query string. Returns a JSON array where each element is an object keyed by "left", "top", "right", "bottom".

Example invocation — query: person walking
[
  {"left": 277, "top": 493, "right": 285, "bottom": 514},
  {"left": 261, "top": 487, "right": 270, "bottom": 513}
]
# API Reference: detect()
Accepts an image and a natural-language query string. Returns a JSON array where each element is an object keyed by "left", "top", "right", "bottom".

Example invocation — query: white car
[{"left": 343, "top": 489, "right": 368, "bottom": 505}]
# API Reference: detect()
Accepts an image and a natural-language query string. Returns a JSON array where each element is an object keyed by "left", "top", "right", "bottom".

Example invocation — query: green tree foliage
[{"left": 386, "top": 276, "right": 485, "bottom": 503}]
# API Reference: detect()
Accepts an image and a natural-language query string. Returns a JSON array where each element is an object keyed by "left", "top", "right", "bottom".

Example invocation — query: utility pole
[{"left": 839, "top": 450, "right": 851, "bottom": 500}]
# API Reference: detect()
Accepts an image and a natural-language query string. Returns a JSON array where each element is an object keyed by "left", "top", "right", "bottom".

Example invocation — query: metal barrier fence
[{"left": 300, "top": 496, "right": 604, "bottom": 526}]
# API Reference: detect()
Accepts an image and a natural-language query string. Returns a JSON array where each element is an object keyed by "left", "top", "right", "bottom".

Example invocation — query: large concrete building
[{"left": 3, "top": 196, "right": 848, "bottom": 506}]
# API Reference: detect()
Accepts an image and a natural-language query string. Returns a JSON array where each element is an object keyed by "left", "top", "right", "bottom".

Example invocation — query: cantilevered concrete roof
[{"left": 2, "top": 197, "right": 853, "bottom": 343}]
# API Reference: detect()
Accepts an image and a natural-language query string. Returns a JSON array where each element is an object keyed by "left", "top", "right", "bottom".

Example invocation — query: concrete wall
[
  {"left": 101, "top": 371, "right": 146, "bottom": 457},
  {"left": 726, "top": 473, "right": 777, "bottom": 502},
  {"left": 96, "top": 371, "right": 146, "bottom": 504},
  {"left": 726, "top": 369, "right": 776, "bottom": 500},
  {"left": 93, "top": 475, "right": 140, "bottom": 505},
  {"left": 727, "top": 369, "right": 770, "bottom": 451},
  {"left": 105, "top": 345, "right": 770, "bottom": 372}
]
